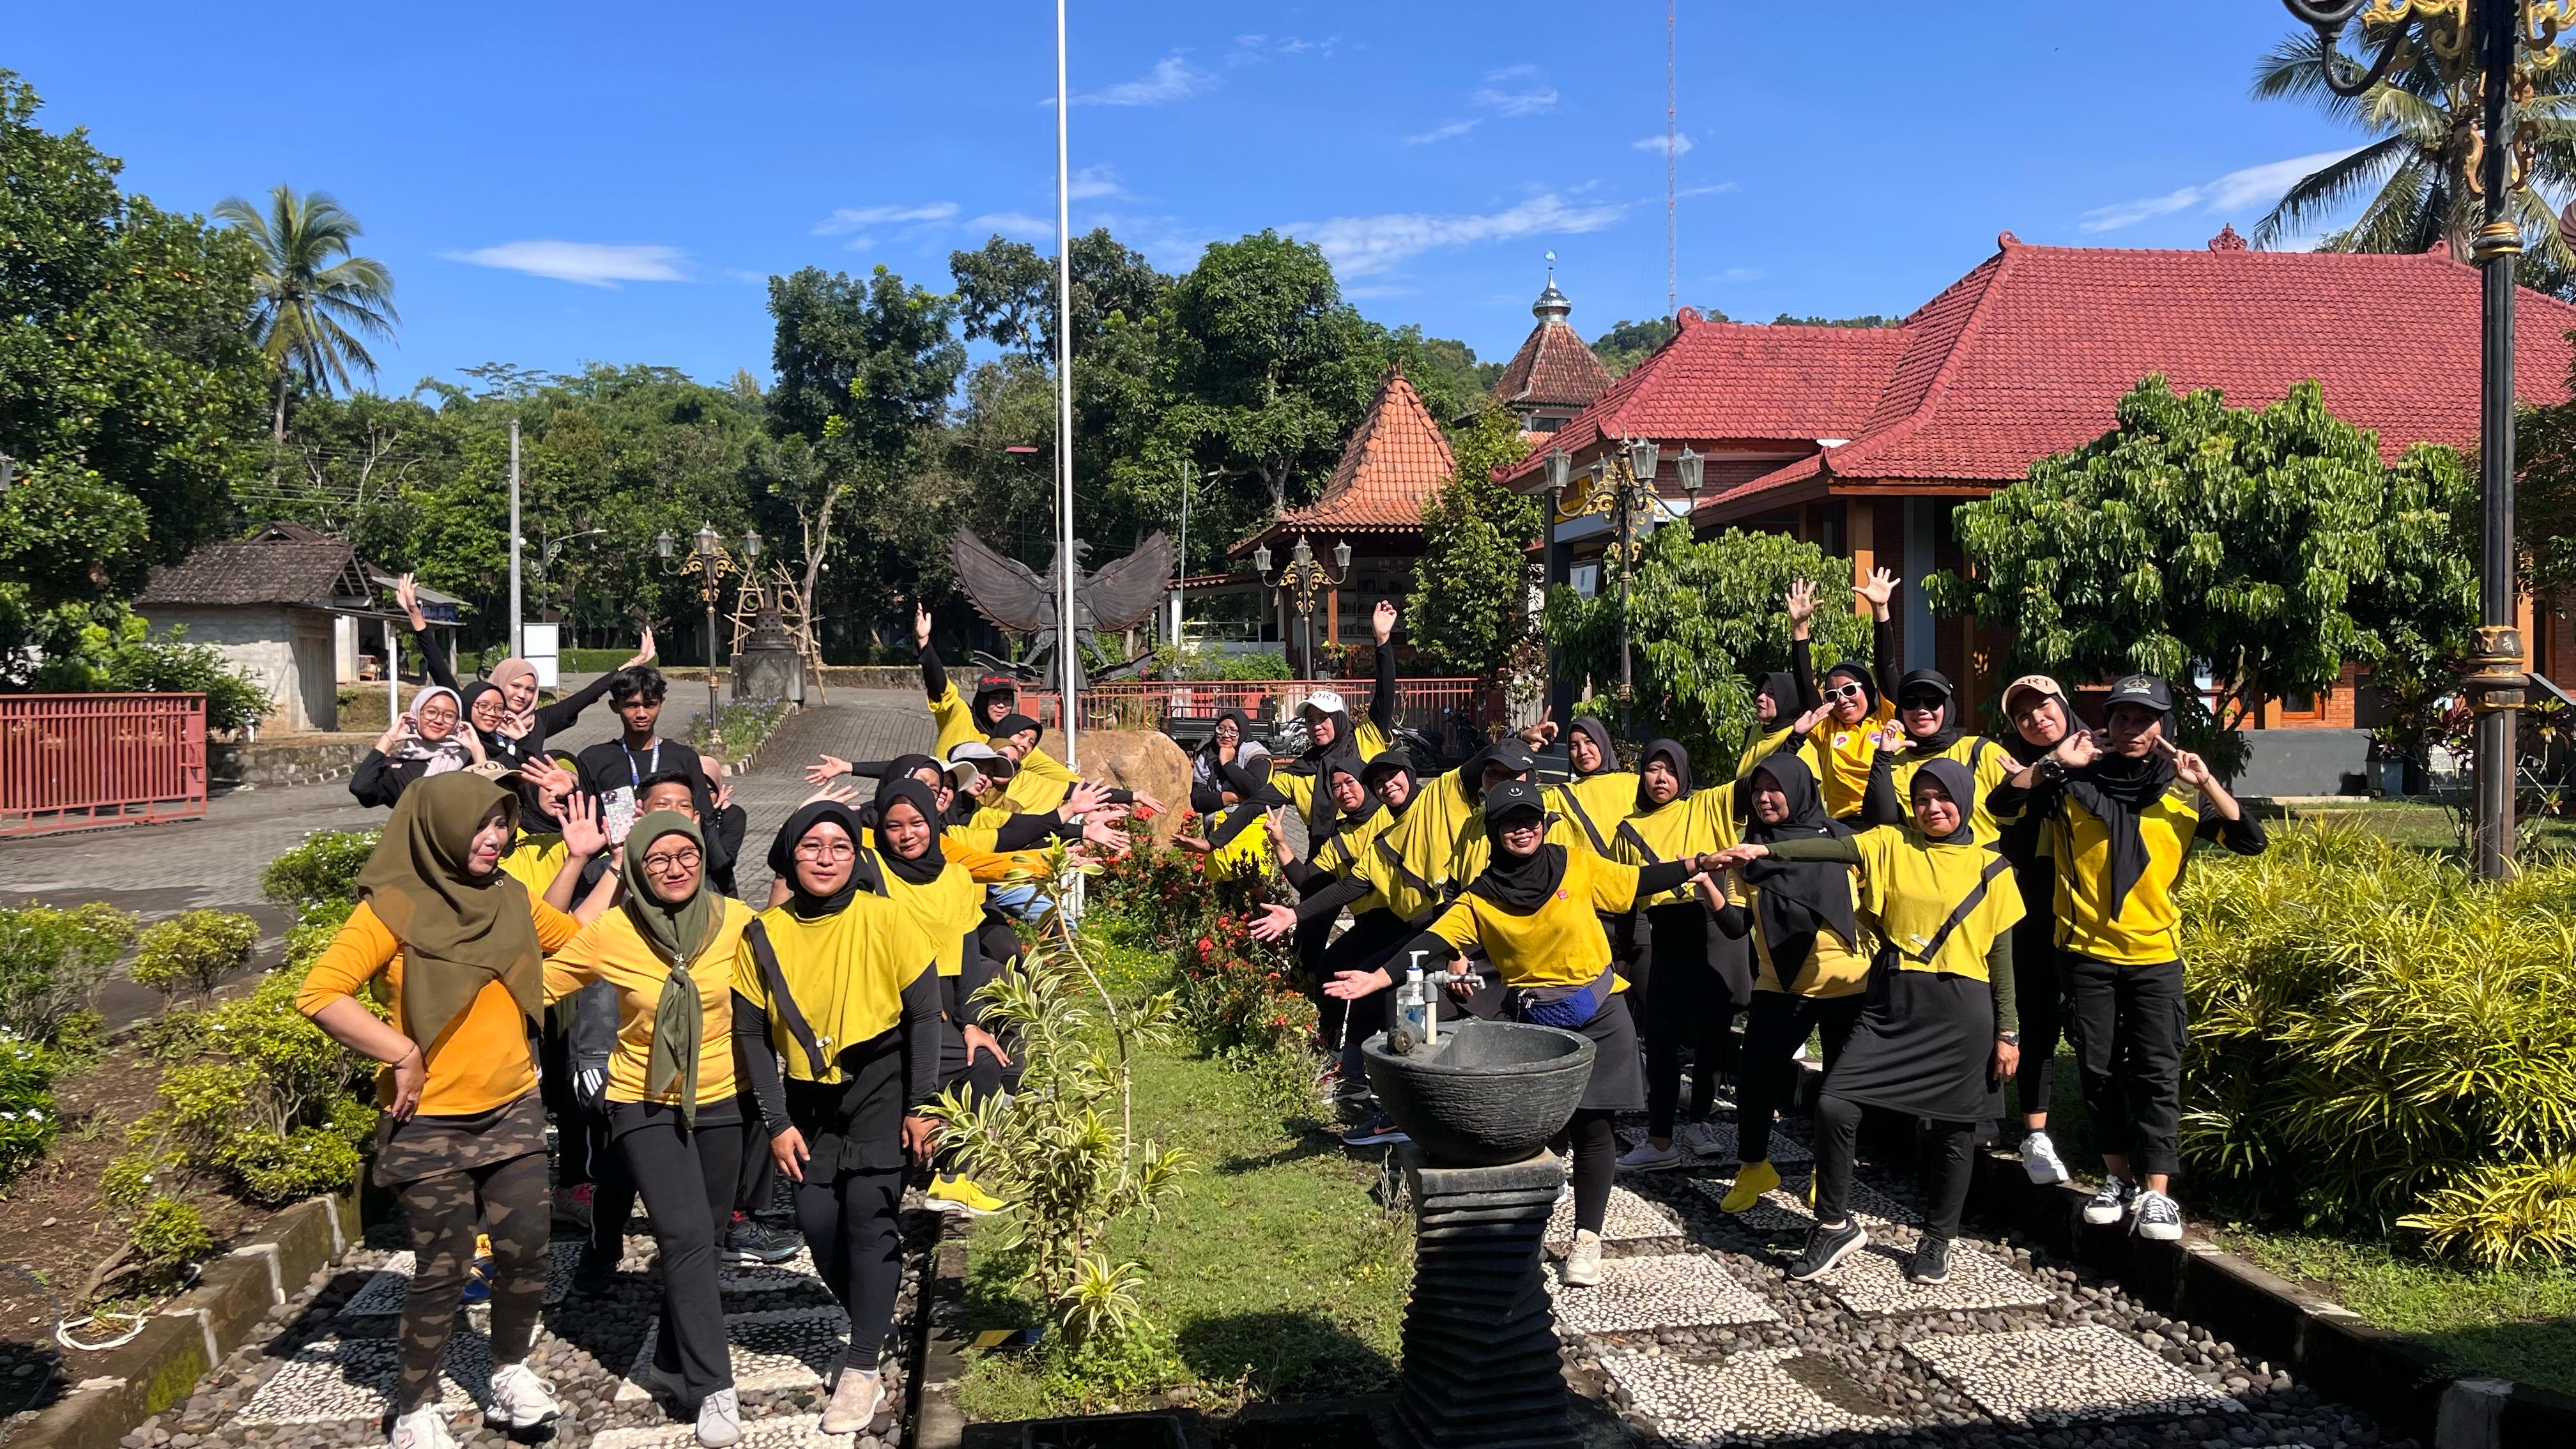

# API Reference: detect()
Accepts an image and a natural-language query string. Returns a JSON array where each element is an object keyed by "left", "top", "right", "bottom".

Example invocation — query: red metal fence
[
  {"left": 0, "top": 694, "right": 208, "bottom": 836},
  {"left": 1021, "top": 678, "right": 1497, "bottom": 735}
]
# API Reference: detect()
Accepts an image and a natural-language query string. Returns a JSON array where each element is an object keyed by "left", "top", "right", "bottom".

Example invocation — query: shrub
[
  {"left": 0, "top": 1035, "right": 62, "bottom": 1181},
  {"left": 1176, "top": 912, "right": 1314, "bottom": 1062},
  {"left": 125, "top": 1197, "right": 213, "bottom": 1289},
  {"left": 128, "top": 966, "right": 378, "bottom": 1206},
  {"left": 259, "top": 829, "right": 380, "bottom": 910},
  {"left": 689, "top": 696, "right": 790, "bottom": 765},
  {"left": 2180, "top": 822, "right": 2576, "bottom": 1264},
  {"left": 0, "top": 901, "right": 136, "bottom": 1046},
  {"left": 130, "top": 910, "right": 260, "bottom": 1004},
  {"left": 31, "top": 615, "right": 272, "bottom": 735},
  {"left": 282, "top": 898, "right": 357, "bottom": 974}
]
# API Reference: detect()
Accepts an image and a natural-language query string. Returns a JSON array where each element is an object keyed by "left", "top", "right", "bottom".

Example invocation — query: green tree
[
  {"left": 1771, "top": 313, "right": 1896, "bottom": 328},
  {"left": 1591, "top": 317, "right": 1681, "bottom": 376},
  {"left": 1407, "top": 405, "right": 1542, "bottom": 675},
  {"left": 213, "top": 185, "right": 399, "bottom": 441},
  {"left": 1544, "top": 525, "right": 1869, "bottom": 770},
  {"left": 1928, "top": 377, "right": 2478, "bottom": 737},
  {"left": 1383, "top": 327, "right": 1498, "bottom": 423},
  {"left": 2250, "top": 30, "right": 2576, "bottom": 267},
  {"left": 0, "top": 70, "right": 269, "bottom": 682}
]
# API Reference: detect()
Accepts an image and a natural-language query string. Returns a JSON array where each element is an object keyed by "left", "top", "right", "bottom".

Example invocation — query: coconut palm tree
[
  {"left": 213, "top": 185, "right": 399, "bottom": 440},
  {"left": 2250, "top": 29, "right": 2576, "bottom": 270}
]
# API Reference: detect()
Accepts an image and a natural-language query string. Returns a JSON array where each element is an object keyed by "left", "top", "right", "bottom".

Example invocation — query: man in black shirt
[{"left": 572, "top": 667, "right": 726, "bottom": 871}]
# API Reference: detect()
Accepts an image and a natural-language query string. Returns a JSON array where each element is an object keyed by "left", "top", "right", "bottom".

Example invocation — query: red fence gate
[
  {"left": 1020, "top": 678, "right": 1497, "bottom": 735},
  {"left": 0, "top": 694, "right": 208, "bottom": 836}
]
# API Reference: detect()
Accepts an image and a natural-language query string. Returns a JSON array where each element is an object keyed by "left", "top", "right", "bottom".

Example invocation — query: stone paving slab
[
  {"left": 615, "top": 1305, "right": 851, "bottom": 1403},
  {"left": 592, "top": 1420, "right": 852, "bottom": 1448},
  {"left": 1601, "top": 1347, "right": 1896, "bottom": 1445},
  {"left": 1685, "top": 1171, "right": 1909, "bottom": 1232},
  {"left": 235, "top": 1331, "right": 489, "bottom": 1425},
  {"left": 341, "top": 1239, "right": 823, "bottom": 1319},
  {"left": 1811, "top": 1241, "right": 2057, "bottom": 1317},
  {"left": 1545, "top": 1253, "right": 1781, "bottom": 1335},
  {"left": 1544, "top": 1185, "right": 1682, "bottom": 1252},
  {"left": 1616, "top": 1117, "right": 1811, "bottom": 1167},
  {"left": 1903, "top": 1324, "right": 2244, "bottom": 1425}
]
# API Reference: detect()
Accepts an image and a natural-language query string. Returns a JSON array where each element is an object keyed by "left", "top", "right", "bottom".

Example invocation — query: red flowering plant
[{"left": 1089, "top": 839, "right": 1316, "bottom": 1064}]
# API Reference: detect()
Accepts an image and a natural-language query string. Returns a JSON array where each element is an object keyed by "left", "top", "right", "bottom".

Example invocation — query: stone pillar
[{"left": 1394, "top": 1144, "right": 1578, "bottom": 1449}]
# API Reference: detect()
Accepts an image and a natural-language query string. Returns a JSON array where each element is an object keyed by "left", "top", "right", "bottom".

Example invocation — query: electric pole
[{"left": 507, "top": 417, "right": 523, "bottom": 661}]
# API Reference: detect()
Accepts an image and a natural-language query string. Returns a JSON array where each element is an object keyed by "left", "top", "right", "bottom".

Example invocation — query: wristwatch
[
  {"left": 1997, "top": 1031, "right": 2021, "bottom": 1045},
  {"left": 2035, "top": 758, "right": 2067, "bottom": 785}
]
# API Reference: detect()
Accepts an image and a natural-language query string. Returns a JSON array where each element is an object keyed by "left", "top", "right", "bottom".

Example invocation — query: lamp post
[
  {"left": 2287, "top": 1, "right": 2565, "bottom": 878},
  {"left": 1558, "top": 439, "right": 1710, "bottom": 735},
  {"left": 655, "top": 522, "right": 746, "bottom": 745},
  {"left": 1255, "top": 534, "right": 1353, "bottom": 677}
]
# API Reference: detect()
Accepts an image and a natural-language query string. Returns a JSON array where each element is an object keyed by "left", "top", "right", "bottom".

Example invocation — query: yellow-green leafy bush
[{"left": 129, "top": 909, "right": 259, "bottom": 1004}]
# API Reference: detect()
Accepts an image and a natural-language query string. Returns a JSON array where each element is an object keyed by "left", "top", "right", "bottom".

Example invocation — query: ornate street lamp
[
  {"left": 1256, "top": 533, "right": 1353, "bottom": 677},
  {"left": 656, "top": 521, "right": 747, "bottom": 742},
  {"left": 2287, "top": 0, "right": 2569, "bottom": 877}
]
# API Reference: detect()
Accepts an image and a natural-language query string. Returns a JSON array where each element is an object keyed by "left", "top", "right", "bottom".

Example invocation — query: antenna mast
[{"left": 1666, "top": 0, "right": 1677, "bottom": 319}]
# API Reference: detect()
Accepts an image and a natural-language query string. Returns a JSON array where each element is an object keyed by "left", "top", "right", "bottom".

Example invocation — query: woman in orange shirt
[{"left": 295, "top": 773, "right": 608, "bottom": 1449}]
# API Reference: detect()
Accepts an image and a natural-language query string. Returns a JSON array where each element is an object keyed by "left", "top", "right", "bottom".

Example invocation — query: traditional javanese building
[
  {"left": 1499, "top": 227, "right": 2576, "bottom": 783},
  {"left": 1479, "top": 267, "right": 1616, "bottom": 438}
]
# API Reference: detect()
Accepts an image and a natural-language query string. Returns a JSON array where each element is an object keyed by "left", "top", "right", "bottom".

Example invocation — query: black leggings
[
  {"left": 1812, "top": 1094, "right": 1976, "bottom": 1242},
  {"left": 2011, "top": 918, "right": 2065, "bottom": 1121},
  {"left": 1294, "top": 912, "right": 1347, "bottom": 1050},
  {"left": 2067, "top": 956, "right": 2187, "bottom": 1178},
  {"left": 935, "top": 1023, "right": 1006, "bottom": 1176},
  {"left": 618, "top": 1111, "right": 744, "bottom": 1403},
  {"left": 1736, "top": 991, "right": 1864, "bottom": 1165},
  {"left": 1548, "top": 1108, "right": 1618, "bottom": 1236},
  {"left": 737, "top": 1100, "right": 779, "bottom": 1218},
  {"left": 796, "top": 1168, "right": 908, "bottom": 1373},
  {"left": 395, "top": 1153, "right": 549, "bottom": 1413}
]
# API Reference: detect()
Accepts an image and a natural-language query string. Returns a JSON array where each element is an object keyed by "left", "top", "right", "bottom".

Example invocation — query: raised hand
[
  {"left": 2165, "top": 740, "right": 2215, "bottom": 787},
  {"left": 1062, "top": 781, "right": 1113, "bottom": 819},
  {"left": 1784, "top": 578, "right": 1817, "bottom": 634},
  {"left": 1518, "top": 710, "right": 1560, "bottom": 748},
  {"left": 1790, "top": 704, "right": 1830, "bottom": 736},
  {"left": 561, "top": 792, "right": 610, "bottom": 858},
  {"left": 623, "top": 625, "right": 657, "bottom": 669},
  {"left": 1081, "top": 818, "right": 1131, "bottom": 855},
  {"left": 798, "top": 783, "right": 859, "bottom": 808},
  {"left": 712, "top": 779, "right": 735, "bottom": 814},
  {"left": 2053, "top": 728, "right": 2102, "bottom": 771},
  {"left": 1130, "top": 790, "right": 1165, "bottom": 818},
  {"left": 1248, "top": 902, "right": 1299, "bottom": 942},
  {"left": 395, "top": 573, "right": 427, "bottom": 632},
  {"left": 806, "top": 755, "right": 853, "bottom": 785},
  {"left": 1854, "top": 566, "right": 1900, "bottom": 615},
  {"left": 1373, "top": 599, "right": 1397, "bottom": 646},
  {"left": 914, "top": 604, "right": 933, "bottom": 653}
]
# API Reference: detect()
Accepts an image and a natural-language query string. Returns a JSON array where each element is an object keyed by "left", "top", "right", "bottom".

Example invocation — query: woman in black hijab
[
  {"left": 1189, "top": 708, "right": 1259, "bottom": 815},
  {"left": 1988, "top": 674, "right": 2078, "bottom": 1186}
]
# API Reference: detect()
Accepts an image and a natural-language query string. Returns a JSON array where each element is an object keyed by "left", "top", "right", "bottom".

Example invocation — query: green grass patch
[
  {"left": 2272, "top": 799, "right": 2576, "bottom": 857},
  {"left": 953, "top": 1034, "right": 1409, "bottom": 1420},
  {"left": 2214, "top": 1228, "right": 2576, "bottom": 1395}
]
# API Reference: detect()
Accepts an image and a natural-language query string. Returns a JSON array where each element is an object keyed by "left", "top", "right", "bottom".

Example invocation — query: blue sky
[{"left": 13, "top": 3, "right": 2361, "bottom": 392}]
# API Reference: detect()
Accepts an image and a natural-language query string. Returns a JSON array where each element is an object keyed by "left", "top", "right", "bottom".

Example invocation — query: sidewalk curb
[{"left": 3, "top": 1190, "right": 360, "bottom": 1449}]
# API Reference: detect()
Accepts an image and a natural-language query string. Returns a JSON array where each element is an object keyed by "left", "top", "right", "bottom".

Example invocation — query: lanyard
[{"left": 623, "top": 741, "right": 661, "bottom": 788}]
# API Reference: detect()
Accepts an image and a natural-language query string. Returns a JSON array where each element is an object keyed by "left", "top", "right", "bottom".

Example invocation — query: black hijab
[
  {"left": 1756, "top": 672, "right": 1799, "bottom": 724},
  {"left": 1895, "top": 668, "right": 1964, "bottom": 755},
  {"left": 992, "top": 713, "right": 1041, "bottom": 743},
  {"left": 971, "top": 673, "right": 1020, "bottom": 731},
  {"left": 1466, "top": 779, "right": 1566, "bottom": 910},
  {"left": 1208, "top": 756, "right": 1289, "bottom": 848},
  {"left": 2065, "top": 733, "right": 2179, "bottom": 920},
  {"left": 1360, "top": 751, "right": 1420, "bottom": 820},
  {"left": 1823, "top": 659, "right": 1878, "bottom": 712},
  {"left": 871, "top": 778, "right": 949, "bottom": 887},
  {"left": 1741, "top": 753, "right": 1858, "bottom": 968},
  {"left": 1634, "top": 738, "right": 1694, "bottom": 813},
  {"left": 1909, "top": 756, "right": 1979, "bottom": 847},
  {"left": 1322, "top": 751, "right": 1380, "bottom": 832},
  {"left": 1294, "top": 704, "right": 1356, "bottom": 769},
  {"left": 769, "top": 800, "right": 870, "bottom": 918},
  {"left": 1567, "top": 717, "right": 1619, "bottom": 777}
]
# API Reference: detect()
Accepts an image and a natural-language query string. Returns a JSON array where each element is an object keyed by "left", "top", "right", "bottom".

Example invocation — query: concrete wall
[
  {"left": 2228, "top": 726, "right": 2370, "bottom": 799},
  {"left": 138, "top": 605, "right": 339, "bottom": 733}
]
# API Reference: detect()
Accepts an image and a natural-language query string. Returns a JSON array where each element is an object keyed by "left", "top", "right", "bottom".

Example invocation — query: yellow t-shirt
[
  {"left": 1310, "top": 809, "right": 1396, "bottom": 915},
  {"left": 498, "top": 835, "right": 572, "bottom": 901},
  {"left": 2044, "top": 779, "right": 2207, "bottom": 966},
  {"left": 1423, "top": 848, "right": 1644, "bottom": 989},
  {"left": 1809, "top": 698, "right": 1899, "bottom": 818},
  {"left": 1611, "top": 790, "right": 1739, "bottom": 908},
  {"left": 732, "top": 894, "right": 939, "bottom": 1084},
  {"left": 1736, "top": 726, "right": 1824, "bottom": 782},
  {"left": 1882, "top": 736, "right": 2019, "bottom": 847},
  {"left": 543, "top": 900, "right": 752, "bottom": 1106},
  {"left": 1743, "top": 871, "right": 1873, "bottom": 998},
  {"left": 1549, "top": 770, "right": 1639, "bottom": 857},
  {"left": 1849, "top": 825, "right": 2024, "bottom": 981},
  {"left": 871, "top": 852, "right": 984, "bottom": 977}
]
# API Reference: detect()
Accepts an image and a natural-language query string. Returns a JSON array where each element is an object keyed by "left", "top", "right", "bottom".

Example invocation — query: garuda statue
[{"left": 949, "top": 529, "right": 1174, "bottom": 694}]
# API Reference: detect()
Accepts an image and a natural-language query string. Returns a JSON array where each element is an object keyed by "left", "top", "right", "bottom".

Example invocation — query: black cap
[
  {"left": 1480, "top": 741, "right": 1538, "bottom": 777},
  {"left": 2107, "top": 674, "right": 2174, "bottom": 714},
  {"left": 1896, "top": 668, "right": 1955, "bottom": 705},
  {"left": 1482, "top": 778, "right": 1547, "bottom": 821}
]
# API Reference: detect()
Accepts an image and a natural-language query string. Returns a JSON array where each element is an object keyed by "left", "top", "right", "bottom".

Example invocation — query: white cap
[{"left": 1301, "top": 689, "right": 1349, "bottom": 719}]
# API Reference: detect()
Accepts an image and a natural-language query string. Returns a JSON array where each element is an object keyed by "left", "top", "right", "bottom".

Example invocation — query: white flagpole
[{"left": 1055, "top": 0, "right": 1084, "bottom": 921}]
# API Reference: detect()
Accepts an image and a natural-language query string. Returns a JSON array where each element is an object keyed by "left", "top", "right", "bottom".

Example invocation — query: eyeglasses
[
  {"left": 794, "top": 839, "right": 856, "bottom": 861},
  {"left": 1899, "top": 695, "right": 1945, "bottom": 712},
  {"left": 641, "top": 847, "right": 702, "bottom": 874},
  {"left": 1824, "top": 682, "right": 1869, "bottom": 702}
]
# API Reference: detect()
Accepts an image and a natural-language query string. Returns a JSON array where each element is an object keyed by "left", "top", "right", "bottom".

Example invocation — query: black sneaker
[
  {"left": 570, "top": 1247, "right": 618, "bottom": 1296},
  {"left": 729, "top": 1216, "right": 802, "bottom": 1265},
  {"left": 1907, "top": 1234, "right": 1952, "bottom": 1284},
  {"left": 1340, "top": 1113, "right": 1409, "bottom": 1147},
  {"left": 1784, "top": 1218, "right": 1867, "bottom": 1282}
]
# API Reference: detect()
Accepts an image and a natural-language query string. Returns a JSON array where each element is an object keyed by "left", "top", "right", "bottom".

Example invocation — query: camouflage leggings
[{"left": 395, "top": 1152, "right": 550, "bottom": 1412}]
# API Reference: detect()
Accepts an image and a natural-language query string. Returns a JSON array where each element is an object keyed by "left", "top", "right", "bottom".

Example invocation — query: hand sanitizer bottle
[{"left": 1399, "top": 951, "right": 1432, "bottom": 1050}]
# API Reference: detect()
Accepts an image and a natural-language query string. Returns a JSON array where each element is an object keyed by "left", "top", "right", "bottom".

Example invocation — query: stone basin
[{"left": 1361, "top": 1018, "right": 1595, "bottom": 1166}]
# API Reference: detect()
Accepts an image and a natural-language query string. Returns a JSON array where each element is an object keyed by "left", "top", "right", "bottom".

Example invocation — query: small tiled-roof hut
[{"left": 132, "top": 523, "right": 386, "bottom": 732}]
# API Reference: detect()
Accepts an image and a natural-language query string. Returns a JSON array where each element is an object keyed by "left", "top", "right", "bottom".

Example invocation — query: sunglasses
[
  {"left": 1899, "top": 694, "right": 1947, "bottom": 712},
  {"left": 1824, "top": 682, "right": 1870, "bottom": 702}
]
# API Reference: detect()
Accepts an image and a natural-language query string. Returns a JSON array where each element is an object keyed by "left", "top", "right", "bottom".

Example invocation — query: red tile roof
[
  {"left": 1234, "top": 367, "right": 1457, "bottom": 554},
  {"left": 1501, "top": 233, "right": 2576, "bottom": 522},
  {"left": 1488, "top": 318, "right": 1616, "bottom": 414}
]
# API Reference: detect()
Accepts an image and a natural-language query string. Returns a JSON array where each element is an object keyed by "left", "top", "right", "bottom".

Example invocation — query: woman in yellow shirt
[
  {"left": 730, "top": 802, "right": 944, "bottom": 1438},
  {"left": 542, "top": 813, "right": 753, "bottom": 1446},
  {"left": 1702, "top": 752, "right": 1871, "bottom": 1215},
  {"left": 1323, "top": 780, "right": 1723, "bottom": 1287},
  {"left": 1712, "top": 758, "right": 2022, "bottom": 1289},
  {"left": 295, "top": 773, "right": 602, "bottom": 1449},
  {"left": 1608, "top": 740, "right": 1749, "bottom": 1174},
  {"left": 1803, "top": 566, "right": 1901, "bottom": 820}
]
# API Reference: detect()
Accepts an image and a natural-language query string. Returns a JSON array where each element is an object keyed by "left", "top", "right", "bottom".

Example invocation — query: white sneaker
[
  {"left": 484, "top": 1361, "right": 561, "bottom": 1430},
  {"left": 2021, "top": 1130, "right": 2071, "bottom": 1186},
  {"left": 820, "top": 1366, "right": 884, "bottom": 1433},
  {"left": 1561, "top": 1229, "right": 1604, "bottom": 1287},
  {"left": 696, "top": 1386, "right": 742, "bottom": 1447},
  {"left": 388, "top": 1406, "right": 457, "bottom": 1449},
  {"left": 1616, "top": 1139, "right": 1689, "bottom": 1172},
  {"left": 1679, "top": 1120, "right": 1734, "bottom": 1163},
  {"left": 2083, "top": 1174, "right": 2135, "bottom": 1225},
  {"left": 2133, "top": 1188, "right": 2184, "bottom": 1241}
]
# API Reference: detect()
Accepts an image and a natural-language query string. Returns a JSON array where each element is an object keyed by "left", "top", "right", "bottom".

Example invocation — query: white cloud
[
  {"left": 1229, "top": 33, "right": 1337, "bottom": 65},
  {"left": 1068, "top": 165, "right": 1128, "bottom": 201},
  {"left": 2079, "top": 150, "right": 2356, "bottom": 234},
  {"left": 814, "top": 203, "right": 958, "bottom": 235},
  {"left": 1294, "top": 193, "right": 1626, "bottom": 278},
  {"left": 1075, "top": 54, "right": 1213, "bottom": 106},
  {"left": 1471, "top": 65, "right": 1557, "bottom": 117},
  {"left": 1634, "top": 134, "right": 1696, "bottom": 157},
  {"left": 1678, "top": 182, "right": 1738, "bottom": 199},
  {"left": 967, "top": 211, "right": 1058, "bottom": 237},
  {"left": 1715, "top": 266, "right": 1763, "bottom": 282},
  {"left": 1406, "top": 119, "right": 1480, "bottom": 146},
  {"left": 443, "top": 241, "right": 687, "bottom": 288}
]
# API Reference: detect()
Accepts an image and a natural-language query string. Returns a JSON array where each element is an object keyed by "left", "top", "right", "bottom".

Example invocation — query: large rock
[{"left": 1035, "top": 727, "right": 1192, "bottom": 845}]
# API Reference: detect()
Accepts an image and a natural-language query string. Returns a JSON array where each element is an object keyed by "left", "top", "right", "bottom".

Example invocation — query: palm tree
[
  {"left": 213, "top": 185, "right": 399, "bottom": 440},
  {"left": 2250, "top": 30, "right": 2576, "bottom": 269}
]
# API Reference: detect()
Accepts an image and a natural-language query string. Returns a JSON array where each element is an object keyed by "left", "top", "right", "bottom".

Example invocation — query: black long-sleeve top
[
  {"left": 411, "top": 626, "right": 618, "bottom": 753},
  {"left": 729, "top": 968, "right": 942, "bottom": 1151}
]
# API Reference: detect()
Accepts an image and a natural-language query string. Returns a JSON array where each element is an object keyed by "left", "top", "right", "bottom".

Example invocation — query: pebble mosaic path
[{"left": 1550, "top": 1089, "right": 2414, "bottom": 1449}]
